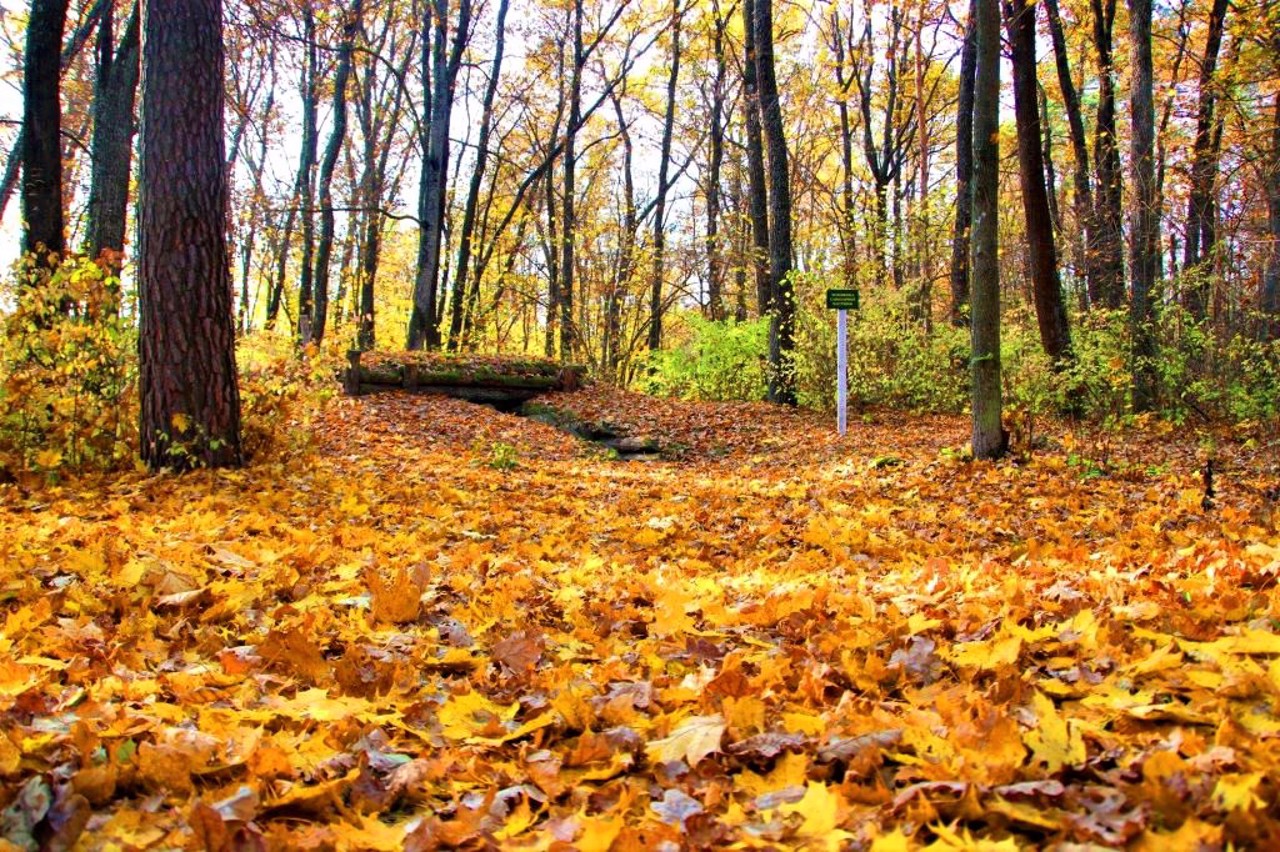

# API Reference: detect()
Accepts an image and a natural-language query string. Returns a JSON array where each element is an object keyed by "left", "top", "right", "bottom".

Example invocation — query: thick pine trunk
[
  {"left": 1004, "top": 0, "right": 1072, "bottom": 364},
  {"left": 138, "top": 0, "right": 242, "bottom": 471},
  {"left": 21, "top": 0, "right": 69, "bottom": 261},
  {"left": 970, "top": 0, "right": 1003, "bottom": 460}
]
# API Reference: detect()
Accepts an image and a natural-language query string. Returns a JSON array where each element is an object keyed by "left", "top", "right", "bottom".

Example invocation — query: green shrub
[{"left": 643, "top": 311, "right": 770, "bottom": 401}]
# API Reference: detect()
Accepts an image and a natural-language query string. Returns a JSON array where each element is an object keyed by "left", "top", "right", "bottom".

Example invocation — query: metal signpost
[{"left": 825, "top": 289, "right": 860, "bottom": 435}]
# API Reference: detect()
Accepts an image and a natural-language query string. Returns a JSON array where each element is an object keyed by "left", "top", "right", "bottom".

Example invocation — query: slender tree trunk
[
  {"left": 752, "top": 0, "right": 795, "bottom": 405},
  {"left": 559, "top": 0, "right": 583, "bottom": 360},
  {"left": 295, "top": 3, "right": 320, "bottom": 340},
  {"left": 408, "top": 0, "right": 473, "bottom": 350},
  {"left": 971, "top": 0, "right": 1003, "bottom": 459},
  {"left": 139, "top": 0, "right": 242, "bottom": 470},
  {"left": 1128, "top": 0, "right": 1160, "bottom": 409},
  {"left": 1091, "top": 0, "right": 1125, "bottom": 308},
  {"left": 85, "top": 2, "right": 140, "bottom": 265},
  {"left": 22, "top": 0, "right": 69, "bottom": 261},
  {"left": 1045, "top": 0, "right": 1099, "bottom": 303},
  {"left": 308, "top": 0, "right": 360, "bottom": 346},
  {"left": 949, "top": 0, "right": 976, "bottom": 327},
  {"left": 449, "top": 0, "right": 511, "bottom": 350},
  {"left": 648, "top": 0, "right": 681, "bottom": 352},
  {"left": 705, "top": 0, "right": 728, "bottom": 321},
  {"left": 1004, "top": 0, "right": 1072, "bottom": 363},
  {"left": 742, "top": 0, "right": 770, "bottom": 314},
  {"left": 1263, "top": 91, "right": 1280, "bottom": 340},
  {"left": 1182, "top": 0, "right": 1229, "bottom": 322},
  {"left": 606, "top": 90, "right": 636, "bottom": 376}
]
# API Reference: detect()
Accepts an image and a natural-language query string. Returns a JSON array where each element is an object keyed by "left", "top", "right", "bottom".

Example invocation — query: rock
[{"left": 607, "top": 436, "right": 660, "bottom": 454}]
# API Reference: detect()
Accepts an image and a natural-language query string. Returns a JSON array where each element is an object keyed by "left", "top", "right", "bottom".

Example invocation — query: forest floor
[{"left": 1, "top": 383, "right": 1280, "bottom": 850}]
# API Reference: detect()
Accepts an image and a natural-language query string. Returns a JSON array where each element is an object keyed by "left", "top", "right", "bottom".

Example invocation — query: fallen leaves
[{"left": 0, "top": 383, "right": 1278, "bottom": 847}]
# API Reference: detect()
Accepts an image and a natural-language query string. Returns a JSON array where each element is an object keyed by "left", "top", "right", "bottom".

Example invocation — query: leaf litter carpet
[{"left": 1, "top": 386, "right": 1279, "bottom": 849}]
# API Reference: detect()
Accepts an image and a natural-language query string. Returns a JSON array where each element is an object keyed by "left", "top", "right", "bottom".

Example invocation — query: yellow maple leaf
[
  {"left": 780, "top": 782, "right": 854, "bottom": 848},
  {"left": 1023, "top": 691, "right": 1085, "bottom": 773},
  {"left": 1212, "top": 772, "right": 1265, "bottom": 812},
  {"left": 438, "top": 690, "right": 519, "bottom": 742},
  {"left": 645, "top": 714, "right": 726, "bottom": 766}
]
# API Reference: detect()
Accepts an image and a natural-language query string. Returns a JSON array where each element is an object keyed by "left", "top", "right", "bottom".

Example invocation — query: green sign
[{"left": 826, "top": 289, "right": 860, "bottom": 310}]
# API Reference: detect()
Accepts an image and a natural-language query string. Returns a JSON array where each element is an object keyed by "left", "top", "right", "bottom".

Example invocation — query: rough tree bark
[
  {"left": 705, "top": 0, "right": 730, "bottom": 321},
  {"left": 1004, "top": 0, "right": 1072, "bottom": 363},
  {"left": 22, "top": 0, "right": 69, "bottom": 261},
  {"left": 970, "top": 0, "right": 1003, "bottom": 460},
  {"left": 1128, "top": 0, "right": 1160, "bottom": 409},
  {"left": 1263, "top": 91, "right": 1280, "bottom": 340},
  {"left": 559, "top": 0, "right": 583, "bottom": 360},
  {"left": 294, "top": 3, "right": 320, "bottom": 341},
  {"left": 752, "top": 0, "right": 796, "bottom": 405},
  {"left": 138, "top": 0, "right": 242, "bottom": 471}
]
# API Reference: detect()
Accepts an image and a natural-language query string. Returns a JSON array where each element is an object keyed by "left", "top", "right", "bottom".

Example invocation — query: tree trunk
[
  {"left": 705, "top": 0, "right": 728, "bottom": 321},
  {"left": 22, "top": 0, "right": 69, "bottom": 261},
  {"left": 558, "top": 0, "right": 583, "bottom": 360},
  {"left": 408, "top": 0, "right": 473, "bottom": 350},
  {"left": 1181, "top": 0, "right": 1229, "bottom": 322},
  {"left": 448, "top": 0, "right": 510, "bottom": 351},
  {"left": 1263, "top": 91, "right": 1280, "bottom": 340},
  {"left": 295, "top": 4, "right": 320, "bottom": 341},
  {"left": 1004, "top": 0, "right": 1072, "bottom": 364},
  {"left": 648, "top": 0, "right": 681, "bottom": 352},
  {"left": 139, "top": 0, "right": 242, "bottom": 471},
  {"left": 308, "top": 0, "right": 360, "bottom": 346},
  {"left": 949, "top": 0, "right": 976, "bottom": 327},
  {"left": 1128, "top": 0, "right": 1160, "bottom": 409},
  {"left": 970, "top": 0, "right": 1003, "bottom": 460},
  {"left": 752, "top": 0, "right": 796, "bottom": 405},
  {"left": 1091, "top": 0, "right": 1125, "bottom": 308},
  {"left": 742, "top": 0, "right": 770, "bottom": 314},
  {"left": 85, "top": 1, "right": 140, "bottom": 265},
  {"left": 1044, "top": 0, "right": 1099, "bottom": 303}
]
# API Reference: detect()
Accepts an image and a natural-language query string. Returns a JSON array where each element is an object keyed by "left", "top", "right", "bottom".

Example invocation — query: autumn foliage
[{"left": 0, "top": 373, "right": 1279, "bottom": 849}]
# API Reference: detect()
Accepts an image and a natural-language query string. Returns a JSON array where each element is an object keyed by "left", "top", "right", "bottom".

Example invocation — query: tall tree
[
  {"left": 1044, "top": 0, "right": 1099, "bottom": 302},
  {"left": 648, "top": 0, "right": 682, "bottom": 351},
  {"left": 970, "top": 0, "right": 1002, "bottom": 459},
  {"left": 704, "top": 0, "right": 731, "bottom": 321},
  {"left": 307, "top": 0, "right": 360, "bottom": 346},
  {"left": 1128, "top": 0, "right": 1159, "bottom": 409},
  {"left": 1264, "top": 90, "right": 1280, "bottom": 340},
  {"left": 1091, "top": 0, "right": 1125, "bottom": 308},
  {"left": 751, "top": 0, "right": 795, "bottom": 404},
  {"left": 559, "top": 0, "right": 583, "bottom": 359},
  {"left": 948, "top": 0, "right": 976, "bottom": 326},
  {"left": 138, "top": 0, "right": 242, "bottom": 470},
  {"left": 449, "top": 0, "right": 512, "bottom": 350},
  {"left": 1181, "top": 0, "right": 1230, "bottom": 321},
  {"left": 84, "top": 1, "right": 140, "bottom": 265},
  {"left": 21, "top": 0, "right": 69, "bottom": 260},
  {"left": 407, "top": 0, "right": 474, "bottom": 350},
  {"left": 1004, "top": 0, "right": 1071, "bottom": 363},
  {"left": 741, "top": 0, "right": 770, "bottom": 313}
]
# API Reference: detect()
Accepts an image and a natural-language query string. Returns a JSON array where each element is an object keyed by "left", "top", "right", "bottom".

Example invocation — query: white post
[{"left": 837, "top": 308, "right": 848, "bottom": 436}]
